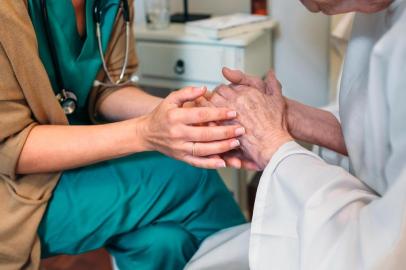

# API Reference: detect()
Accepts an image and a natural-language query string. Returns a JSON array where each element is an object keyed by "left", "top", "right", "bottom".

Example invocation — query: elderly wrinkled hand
[{"left": 210, "top": 71, "right": 293, "bottom": 170}]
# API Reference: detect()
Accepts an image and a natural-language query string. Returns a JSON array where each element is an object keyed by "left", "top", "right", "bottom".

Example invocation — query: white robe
[{"left": 250, "top": 1, "right": 406, "bottom": 269}]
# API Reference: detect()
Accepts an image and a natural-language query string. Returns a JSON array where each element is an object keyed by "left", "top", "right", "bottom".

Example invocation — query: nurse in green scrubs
[{"left": 24, "top": 0, "right": 246, "bottom": 269}]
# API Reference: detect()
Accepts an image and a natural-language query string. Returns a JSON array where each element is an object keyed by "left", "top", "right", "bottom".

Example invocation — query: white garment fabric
[
  {"left": 331, "top": 13, "right": 355, "bottom": 57},
  {"left": 185, "top": 224, "right": 250, "bottom": 270},
  {"left": 250, "top": 1, "right": 406, "bottom": 269}
]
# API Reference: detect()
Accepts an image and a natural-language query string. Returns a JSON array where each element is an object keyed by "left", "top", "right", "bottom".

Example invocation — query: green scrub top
[{"left": 28, "top": 0, "right": 120, "bottom": 124}]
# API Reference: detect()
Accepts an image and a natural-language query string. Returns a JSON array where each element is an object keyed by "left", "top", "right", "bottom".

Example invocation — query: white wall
[
  {"left": 270, "top": 1, "right": 330, "bottom": 107},
  {"left": 169, "top": 0, "right": 250, "bottom": 15}
]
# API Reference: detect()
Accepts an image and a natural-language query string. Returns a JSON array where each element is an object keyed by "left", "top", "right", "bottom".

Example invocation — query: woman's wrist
[{"left": 125, "top": 116, "right": 153, "bottom": 154}]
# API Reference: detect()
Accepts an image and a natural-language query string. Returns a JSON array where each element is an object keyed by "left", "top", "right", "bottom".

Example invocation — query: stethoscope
[{"left": 40, "top": 0, "right": 131, "bottom": 115}]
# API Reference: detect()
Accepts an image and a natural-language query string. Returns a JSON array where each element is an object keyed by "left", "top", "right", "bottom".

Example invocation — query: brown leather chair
[{"left": 41, "top": 249, "right": 112, "bottom": 270}]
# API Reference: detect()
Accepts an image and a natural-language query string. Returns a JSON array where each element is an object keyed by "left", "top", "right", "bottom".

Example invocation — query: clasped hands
[
  {"left": 141, "top": 68, "right": 292, "bottom": 171},
  {"left": 198, "top": 68, "right": 293, "bottom": 171}
]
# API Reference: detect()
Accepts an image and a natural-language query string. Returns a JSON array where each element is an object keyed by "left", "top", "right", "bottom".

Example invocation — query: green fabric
[
  {"left": 27, "top": 0, "right": 119, "bottom": 117},
  {"left": 38, "top": 152, "right": 246, "bottom": 270}
]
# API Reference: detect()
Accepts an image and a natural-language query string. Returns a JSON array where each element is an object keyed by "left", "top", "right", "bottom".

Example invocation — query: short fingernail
[
  {"left": 217, "top": 161, "right": 226, "bottom": 168},
  {"left": 230, "top": 140, "right": 240, "bottom": 148},
  {"left": 235, "top": 127, "right": 245, "bottom": 136},
  {"left": 227, "top": 111, "right": 237, "bottom": 118},
  {"left": 194, "top": 86, "right": 206, "bottom": 92}
]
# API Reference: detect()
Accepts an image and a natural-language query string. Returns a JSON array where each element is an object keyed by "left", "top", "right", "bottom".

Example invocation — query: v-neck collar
[
  {"left": 73, "top": 0, "right": 88, "bottom": 41},
  {"left": 47, "top": 0, "right": 120, "bottom": 60},
  {"left": 27, "top": 0, "right": 121, "bottom": 109}
]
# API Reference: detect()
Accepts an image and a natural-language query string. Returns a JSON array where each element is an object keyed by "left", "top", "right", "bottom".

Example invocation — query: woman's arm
[
  {"left": 16, "top": 119, "right": 144, "bottom": 174},
  {"left": 17, "top": 87, "right": 245, "bottom": 174},
  {"left": 98, "top": 86, "right": 162, "bottom": 122}
]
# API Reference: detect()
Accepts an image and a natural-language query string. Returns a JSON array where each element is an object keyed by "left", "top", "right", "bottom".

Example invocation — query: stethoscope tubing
[
  {"left": 95, "top": 21, "right": 131, "bottom": 86},
  {"left": 40, "top": 0, "right": 132, "bottom": 113}
]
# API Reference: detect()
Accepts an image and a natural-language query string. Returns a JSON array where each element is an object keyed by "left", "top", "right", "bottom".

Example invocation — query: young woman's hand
[{"left": 139, "top": 86, "right": 246, "bottom": 169}]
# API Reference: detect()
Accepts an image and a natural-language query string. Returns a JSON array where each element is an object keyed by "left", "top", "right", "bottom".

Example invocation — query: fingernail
[
  {"left": 230, "top": 140, "right": 240, "bottom": 148},
  {"left": 235, "top": 127, "right": 245, "bottom": 136},
  {"left": 227, "top": 111, "right": 237, "bottom": 118},
  {"left": 194, "top": 86, "right": 206, "bottom": 92},
  {"left": 217, "top": 161, "right": 226, "bottom": 168}
]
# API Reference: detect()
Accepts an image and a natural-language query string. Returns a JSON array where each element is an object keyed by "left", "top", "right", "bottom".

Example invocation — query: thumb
[
  {"left": 265, "top": 70, "right": 282, "bottom": 96},
  {"left": 166, "top": 86, "right": 207, "bottom": 106},
  {"left": 223, "top": 67, "right": 267, "bottom": 93},
  {"left": 222, "top": 67, "right": 245, "bottom": 84}
]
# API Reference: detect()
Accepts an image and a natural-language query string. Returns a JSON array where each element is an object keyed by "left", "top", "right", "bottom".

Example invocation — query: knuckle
[
  {"left": 169, "top": 127, "right": 182, "bottom": 139},
  {"left": 217, "top": 84, "right": 230, "bottom": 96},
  {"left": 216, "top": 84, "right": 227, "bottom": 91},
  {"left": 217, "top": 85, "right": 230, "bottom": 95},
  {"left": 197, "top": 109, "right": 210, "bottom": 121},
  {"left": 167, "top": 110, "right": 178, "bottom": 123},
  {"left": 167, "top": 91, "right": 178, "bottom": 101}
]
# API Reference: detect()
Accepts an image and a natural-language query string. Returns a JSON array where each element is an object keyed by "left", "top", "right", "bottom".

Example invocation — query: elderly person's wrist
[
  {"left": 285, "top": 98, "right": 301, "bottom": 138},
  {"left": 259, "top": 132, "right": 294, "bottom": 168}
]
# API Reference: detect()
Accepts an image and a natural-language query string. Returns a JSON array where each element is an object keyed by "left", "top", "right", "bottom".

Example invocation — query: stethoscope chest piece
[{"left": 57, "top": 90, "right": 78, "bottom": 115}]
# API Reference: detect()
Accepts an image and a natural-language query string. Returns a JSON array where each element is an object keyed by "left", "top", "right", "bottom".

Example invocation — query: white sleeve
[
  {"left": 250, "top": 17, "right": 406, "bottom": 270},
  {"left": 251, "top": 141, "right": 406, "bottom": 270}
]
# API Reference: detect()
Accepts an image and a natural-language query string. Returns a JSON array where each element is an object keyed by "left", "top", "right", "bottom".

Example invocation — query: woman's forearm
[
  {"left": 286, "top": 98, "right": 348, "bottom": 156},
  {"left": 16, "top": 118, "right": 147, "bottom": 174},
  {"left": 99, "top": 86, "right": 162, "bottom": 122}
]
